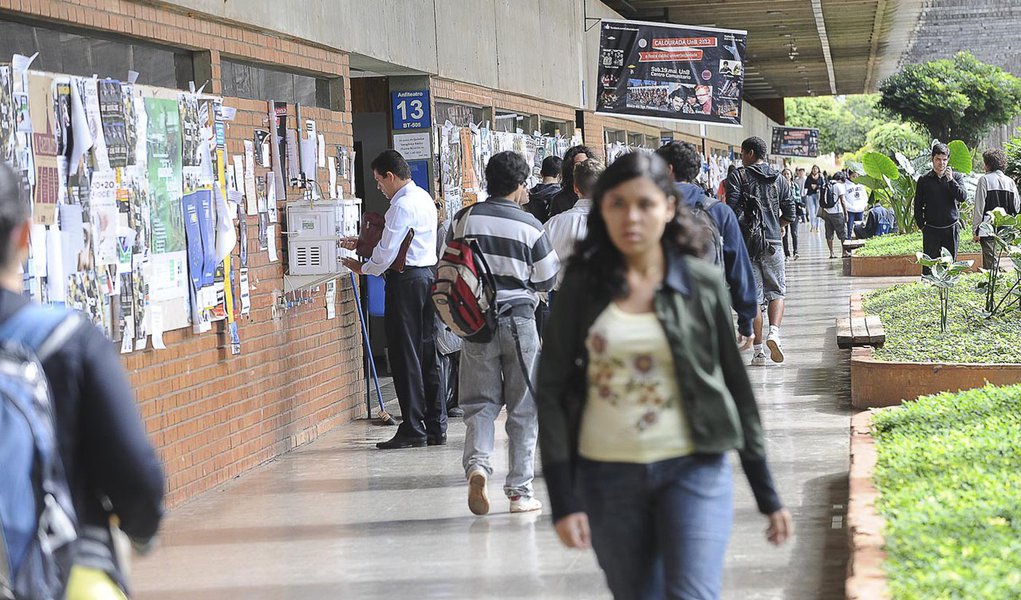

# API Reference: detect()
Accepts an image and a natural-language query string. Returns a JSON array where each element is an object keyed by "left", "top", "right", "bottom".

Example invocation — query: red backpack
[{"left": 431, "top": 207, "right": 498, "bottom": 343}]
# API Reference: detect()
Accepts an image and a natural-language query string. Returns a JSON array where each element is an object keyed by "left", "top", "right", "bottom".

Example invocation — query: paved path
[{"left": 134, "top": 230, "right": 863, "bottom": 599}]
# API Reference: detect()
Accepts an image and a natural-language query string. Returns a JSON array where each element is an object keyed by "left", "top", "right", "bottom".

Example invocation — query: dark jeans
[
  {"left": 384, "top": 267, "right": 444, "bottom": 439},
  {"left": 438, "top": 350, "right": 461, "bottom": 410},
  {"left": 782, "top": 221, "right": 799, "bottom": 257},
  {"left": 922, "top": 225, "right": 959, "bottom": 275},
  {"left": 579, "top": 454, "right": 733, "bottom": 600}
]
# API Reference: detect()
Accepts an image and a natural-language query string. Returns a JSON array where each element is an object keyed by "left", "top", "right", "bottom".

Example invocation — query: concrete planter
[
  {"left": 846, "top": 411, "right": 890, "bottom": 600},
  {"left": 850, "top": 347, "right": 1021, "bottom": 408},
  {"left": 849, "top": 252, "right": 981, "bottom": 277}
]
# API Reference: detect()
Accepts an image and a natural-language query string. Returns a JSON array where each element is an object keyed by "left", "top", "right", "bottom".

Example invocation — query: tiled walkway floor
[{"left": 135, "top": 230, "right": 872, "bottom": 599}]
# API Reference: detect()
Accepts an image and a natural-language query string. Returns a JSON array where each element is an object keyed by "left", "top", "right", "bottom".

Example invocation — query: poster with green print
[{"left": 145, "top": 97, "right": 185, "bottom": 253}]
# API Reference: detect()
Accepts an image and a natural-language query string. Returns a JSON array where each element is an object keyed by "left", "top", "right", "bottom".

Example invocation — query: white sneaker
[
  {"left": 766, "top": 330, "right": 785, "bottom": 363},
  {"left": 509, "top": 496, "right": 543, "bottom": 513},
  {"left": 468, "top": 470, "right": 490, "bottom": 516},
  {"left": 751, "top": 351, "right": 768, "bottom": 366}
]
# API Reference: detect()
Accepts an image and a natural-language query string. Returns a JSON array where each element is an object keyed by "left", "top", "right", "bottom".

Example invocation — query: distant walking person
[
  {"left": 821, "top": 172, "right": 848, "bottom": 259},
  {"left": 537, "top": 153, "right": 791, "bottom": 600},
  {"left": 725, "top": 137, "right": 795, "bottom": 367},
  {"left": 804, "top": 165, "right": 825, "bottom": 231},
  {"left": 914, "top": 142, "right": 967, "bottom": 270},
  {"left": 0, "top": 162, "right": 165, "bottom": 599},
  {"left": 781, "top": 168, "right": 802, "bottom": 260},
  {"left": 972, "top": 148, "right": 1020, "bottom": 270},
  {"left": 544, "top": 159, "right": 603, "bottom": 290},
  {"left": 526, "top": 155, "right": 562, "bottom": 224},
  {"left": 548, "top": 145, "right": 596, "bottom": 217},
  {"left": 342, "top": 150, "right": 444, "bottom": 449},
  {"left": 656, "top": 141, "right": 756, "bottom": 346},
  {"left": 450, "top": 151, "right": 559, "bottom": 516}
]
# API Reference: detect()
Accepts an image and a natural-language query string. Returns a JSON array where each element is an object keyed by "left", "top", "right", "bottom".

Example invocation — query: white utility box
[{"left": 285, "top": 198, "right": 361, "bottom": 276}]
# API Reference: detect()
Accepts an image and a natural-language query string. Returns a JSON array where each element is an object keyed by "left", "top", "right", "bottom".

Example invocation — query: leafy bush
[
  {"left": 863, "top": 272, "right": 1021, "bottom": 363},
  {"left": 872, "top": 384, "right": 1021, "bottom": 599},
  {"left": 855, "top": 232, "right": 981, "bottom": 258}
]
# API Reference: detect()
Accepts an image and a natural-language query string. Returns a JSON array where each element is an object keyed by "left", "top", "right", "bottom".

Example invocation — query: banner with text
[
  {"left": 596, "top": 19, "right": 747, "bottom": 126},
  {"left": 771, "top": 126, "right": 819, "bottom": 157}
]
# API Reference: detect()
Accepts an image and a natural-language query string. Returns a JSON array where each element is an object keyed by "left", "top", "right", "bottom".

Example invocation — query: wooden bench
[
  {"left": 842, "top": 239, "right": 866, "bottom": 257},
  {"left": 836, "top": 315, "right": 885, "bottom": 349}
]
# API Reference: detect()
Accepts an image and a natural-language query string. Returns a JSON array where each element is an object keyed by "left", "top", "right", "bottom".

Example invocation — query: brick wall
[{"left": 0, "top": 0, "right": 365, "bottom": 508}]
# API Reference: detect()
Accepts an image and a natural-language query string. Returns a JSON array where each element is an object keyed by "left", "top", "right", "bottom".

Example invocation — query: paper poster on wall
[
  {"left": 179, "top": 94, "right": 201, "bottom": 167},
  {"left": 254, "top": 129, "right": 271, "bottom": 167},
  {"left": 98, "top": 80, "right": 127, "bottom": 167},
  {"left": 0, "top": 66, "right": 14, "bottom": 164},
  {"left": 89, "top": 169, "right": 119, "bottom": 266},
  {"left": 243, "top": 139, "right": 258, "bottom": 215},
  {"left": 145, "top": 98, "right": 185, "bottom": 254},
  {"left": 78, "top": 78, "right": 109, "bottom": 172},
  {"left": 28, "top": 74, "right": 59, "bottom": 224}
]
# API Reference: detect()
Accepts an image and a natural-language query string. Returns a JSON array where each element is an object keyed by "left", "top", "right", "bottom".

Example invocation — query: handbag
[{"left": 355, "top": 212, "right": 415, "bottom": 273}]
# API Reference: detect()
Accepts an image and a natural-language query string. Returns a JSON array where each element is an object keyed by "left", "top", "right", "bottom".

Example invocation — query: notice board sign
[
  {"left": 391, "top": 90, "right": 431, "bottom": 130},
  {"left": 596, "top": 19, "right": 747, "bottom": 127},
  {"left": 771, "top": 127, "right": 819, "bottom": 157}
]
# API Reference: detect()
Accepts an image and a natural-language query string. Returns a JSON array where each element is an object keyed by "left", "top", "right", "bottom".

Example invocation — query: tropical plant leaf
[
  {"left": 863, "top": 151, "right": 900, "bottom": 180},
  {"left": 855, "top": 174, "right": 887, "bottom": 190},
  {"left": 895, "top": 152, "right": 916, "bottom": 176},
  {"left": 948, "top": 140, "right": 973, "bottom": 174}
]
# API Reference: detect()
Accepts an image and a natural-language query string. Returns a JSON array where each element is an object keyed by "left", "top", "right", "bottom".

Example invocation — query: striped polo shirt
[{"left": 446, "top": 197, "right": 560, "bottom": 311}]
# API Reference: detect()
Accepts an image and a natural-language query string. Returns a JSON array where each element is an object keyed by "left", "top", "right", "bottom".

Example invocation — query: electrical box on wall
[{"left": 285, "top": 198, "right": 361, "bottom": 276}]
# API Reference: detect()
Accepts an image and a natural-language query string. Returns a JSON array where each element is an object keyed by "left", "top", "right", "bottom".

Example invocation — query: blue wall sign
[
  {"left": 408, "top": 160, "right": 430, "bottom": 191},
  {"left": 391, "top": 90, "right": 431, "bottom": 130}
]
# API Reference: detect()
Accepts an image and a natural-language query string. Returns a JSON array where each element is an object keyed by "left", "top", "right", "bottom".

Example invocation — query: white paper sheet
[
  {"left": 244, "top": 141, "right": 258, "bottom": 216},
  {"left": 45, "top": 230, "right": 65, "bottom": 303},
  {"left": 150, "top": 306, "right": 166, "bottom": 349},
  {"left": 267, "top": 224, "right": 278, "bottom": 262},
  {"left": 300, "top": 134, "right": 317, "bottom": 180},
  {"left": 317, "top": 134, "right": 326, "bottom": 168},
  {"left": 328, "top": 157, "right": 337, "bottom": 199},
  {"left": 30, "top": 224, "right": 47, "bottom": 277},
  {"left": 267, "top": 178, "right": 278, "bottom": 223}
]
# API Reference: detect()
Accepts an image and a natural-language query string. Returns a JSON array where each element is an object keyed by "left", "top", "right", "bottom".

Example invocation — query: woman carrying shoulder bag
[{"left": 537, "top": 152, "right": 792, "bottom": 600}]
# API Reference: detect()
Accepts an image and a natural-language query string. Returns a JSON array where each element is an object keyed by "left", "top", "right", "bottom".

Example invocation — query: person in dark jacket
[
  {"left": 548, "top": 145, "right": 595, "bottom": 217},
  {"left": 537, "top": 153, "right": 791, "bottom": 600},
  {"left": 525, "top": 155, "right": 561, "bottom": 224},
  {"left": 0, "top": 163, "right": 164, "bottom": 596},
  {"left": 725, "top": 137, "right": 795, "bottom": 367},
  {"left": 914, "top": 142, "right": 967, "bottom": 271},
  {"left": 655, "top": 141, "right": 755, "bottom": 348}
]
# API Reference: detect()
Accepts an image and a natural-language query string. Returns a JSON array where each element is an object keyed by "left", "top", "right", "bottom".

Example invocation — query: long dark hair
[{"left": 569, "top": 152, "right": 705, "bottom": 299}]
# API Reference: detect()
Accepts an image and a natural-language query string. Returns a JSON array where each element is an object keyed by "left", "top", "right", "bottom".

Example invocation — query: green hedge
[
  {"left": 855, "top": 231, "right": 982, "bottom": 257},
  {"left": 872, "top": 384, "right": 1021, "bottom": 599},
  {"left": 863, "top": 272, "right": 1021, "bottom": 363}
]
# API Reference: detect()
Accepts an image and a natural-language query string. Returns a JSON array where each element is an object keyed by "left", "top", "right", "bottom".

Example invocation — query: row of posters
[
  {"left": 596, "top": 19, "right": 748, "bottom": 126},
  {"left": 437, "top": 122, "right": 581, "bottom": 220},
  {"left": 0, "top": 62, "right": 245, "bottom": 353}
]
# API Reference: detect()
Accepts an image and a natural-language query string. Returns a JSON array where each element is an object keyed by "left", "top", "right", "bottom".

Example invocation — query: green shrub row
[
  {"left": 862, "top": 272, "right": 1021, "bottom": 363},
  {"left": 855, "top": 232, "right": 982, "bottom": 258},
  {"left": 871, "top": 384, "right": 1021, "bottom": 599}
]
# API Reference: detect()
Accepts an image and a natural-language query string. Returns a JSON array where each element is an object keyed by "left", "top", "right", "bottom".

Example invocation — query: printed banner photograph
[
  {"left": 596, "top": 19, "right": 747, "bottom": 126},
  {"left": 771, "top": 126, "right": 819, "bottom": 157}
]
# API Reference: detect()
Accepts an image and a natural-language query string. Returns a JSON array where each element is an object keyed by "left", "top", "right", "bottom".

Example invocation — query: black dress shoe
[
  {"left": 427, "top": 434, "right": 447, "bottom": 446},
  {"left": 376, "top": 435, "right": 427, "bottom": 449}
]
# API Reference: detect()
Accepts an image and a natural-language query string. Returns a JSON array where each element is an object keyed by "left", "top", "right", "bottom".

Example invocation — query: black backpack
[
  {"left": 691, "top": 195, "right": 725, "bottom": 266},
  {"left": 818, "top": 180, "right": 837, "bottom": 209},
  {"left": 737, "top": 168, "right": 780, "bottom": 259}
]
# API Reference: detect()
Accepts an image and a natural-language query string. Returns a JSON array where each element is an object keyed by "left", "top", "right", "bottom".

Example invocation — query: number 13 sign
[{"left": 391, "top": 90, "right": 431, "bottom": 130}]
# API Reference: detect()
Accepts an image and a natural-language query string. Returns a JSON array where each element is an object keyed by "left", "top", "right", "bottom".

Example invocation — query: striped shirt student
[{"left": 445, "top": 198, "right": 560, "bottom": 311}]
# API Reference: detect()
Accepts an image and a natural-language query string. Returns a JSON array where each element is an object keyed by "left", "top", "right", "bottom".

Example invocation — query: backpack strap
[{"left": 0, "top": 304, "right": 81, "bottom": 361}]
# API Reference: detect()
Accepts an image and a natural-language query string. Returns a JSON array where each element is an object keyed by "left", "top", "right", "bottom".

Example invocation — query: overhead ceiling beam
[{"left": 810, "top": 0, "right": 838, "bottom": 94}]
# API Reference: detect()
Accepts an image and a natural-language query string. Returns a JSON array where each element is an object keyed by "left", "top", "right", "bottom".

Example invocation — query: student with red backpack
[{"left": 437, "top": 151, "right": 559, "bottom": 516}]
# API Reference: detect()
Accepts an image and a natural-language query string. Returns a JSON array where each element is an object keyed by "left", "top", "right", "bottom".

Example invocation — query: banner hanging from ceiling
[
  {"left": 595, "top": 19, "right": 747, "bottom": 127},
  {"left": 771, "top": 126, "right": 819, "bottom": 157}
]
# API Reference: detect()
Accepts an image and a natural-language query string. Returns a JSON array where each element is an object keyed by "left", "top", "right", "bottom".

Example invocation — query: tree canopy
[
  {"left": 785, "top": 94, "right": 886, "bottom": 156},
  {"left": 879, "top": 52, "right": 1021, "bottom": 147}
]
